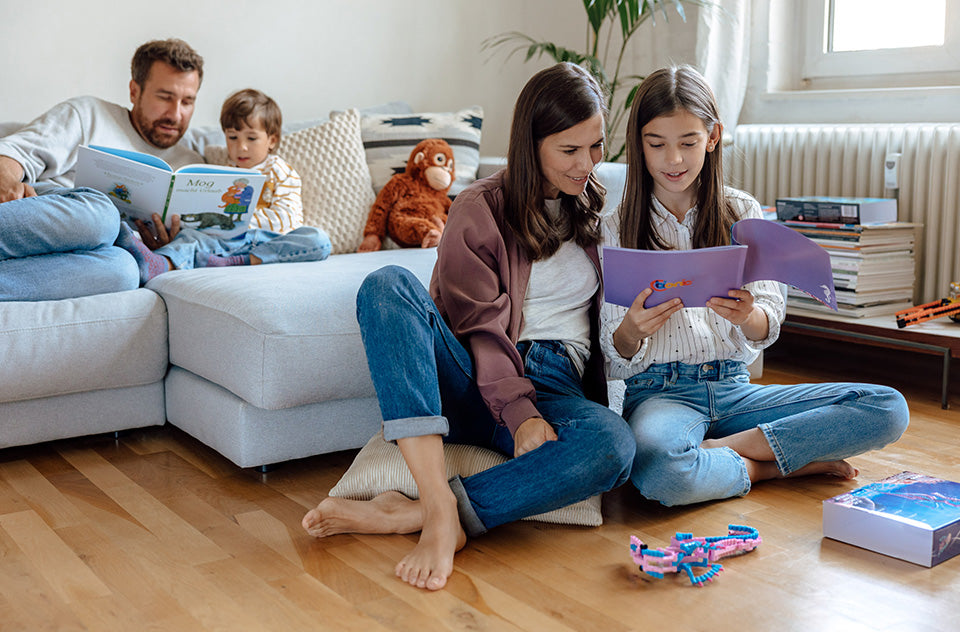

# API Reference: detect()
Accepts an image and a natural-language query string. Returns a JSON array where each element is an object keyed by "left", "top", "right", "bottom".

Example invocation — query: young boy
[{"left": 117, "top": 89, "right": 331, "bottom": 284}]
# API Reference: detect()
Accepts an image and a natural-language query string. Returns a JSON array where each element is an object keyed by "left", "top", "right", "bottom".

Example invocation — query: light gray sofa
[{"left": 0, "top": 154, "right": 628, "bottom": 469}]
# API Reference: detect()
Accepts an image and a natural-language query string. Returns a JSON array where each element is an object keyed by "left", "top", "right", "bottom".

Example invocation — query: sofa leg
[{"left": 257, "top": 463, "right": 278, "bottom": 474}]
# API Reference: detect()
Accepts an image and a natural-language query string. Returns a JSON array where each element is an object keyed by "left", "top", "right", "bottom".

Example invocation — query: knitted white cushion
[
  {"left": 278, "top": 109, "right": 375, "bottom": 254},
  {"left": 329, "top": 430, "right": 603, "bottom": 526},
  {"left": 359, "top": 106, "right": 483, "bottom": 198}
]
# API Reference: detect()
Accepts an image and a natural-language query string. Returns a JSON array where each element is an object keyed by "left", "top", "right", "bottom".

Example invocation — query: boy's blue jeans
[
  {"left": 623, "top": 359, "right": 910, "bottom": 506},
  {"left": 356, "top": 265, "right": 635, "bottom": 537},
  {"left": 156, "top": 226, "right": 332, "bottom": 270}
]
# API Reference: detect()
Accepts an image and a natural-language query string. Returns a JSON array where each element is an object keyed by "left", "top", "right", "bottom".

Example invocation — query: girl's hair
[
  {"left": 220, "top": 89, "right": 283, "bottom": 151},
  {"left": 619, "top": 65, "right": 738, "bottom": 250},
  {"left": 504, "top": 62, "right": 608, "bottom": 261}
]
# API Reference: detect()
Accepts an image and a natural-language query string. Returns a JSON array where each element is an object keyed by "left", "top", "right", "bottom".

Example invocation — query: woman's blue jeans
[
  {"left": 623, "top": 359, "right": 910, "bottom": 506},
  {"left": 356, "top": 265, "right": 635, "bottom": 537}
]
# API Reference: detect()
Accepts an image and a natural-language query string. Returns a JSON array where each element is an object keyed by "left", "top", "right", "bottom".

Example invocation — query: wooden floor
[{"left": 2, "top": 334, "right": 959, "bottom": 631}]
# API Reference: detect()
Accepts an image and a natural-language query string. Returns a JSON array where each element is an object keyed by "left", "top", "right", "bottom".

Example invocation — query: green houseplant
[{"left": 483, "top": 0, "right": 714, "bottom": 162}]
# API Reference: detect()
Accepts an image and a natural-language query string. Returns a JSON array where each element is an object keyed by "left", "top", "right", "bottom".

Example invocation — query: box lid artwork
[{"left": 823, "top": 471, "right": 960, "bottom": 567}]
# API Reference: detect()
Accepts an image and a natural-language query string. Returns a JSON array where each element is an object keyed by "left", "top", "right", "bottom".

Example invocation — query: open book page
[
  {"left": 166, "top": 169, "right": 264, "bottom": 238},
  {"left": 602, "top": 218, "right": 837, "bottom": 311},
  {"left": 733, "top": 218, "right": 837, "bottom": 310},
  {"left": 74, "top": 145, "right": 173, "bottom": 222},
  {"left": 75, "top": 145, "right": 265, "bottom": 238},
  {"left": 602, "top": 245, "right": 747, "bottom": 308}
]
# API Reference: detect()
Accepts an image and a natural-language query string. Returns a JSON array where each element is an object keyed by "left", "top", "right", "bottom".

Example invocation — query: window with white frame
[{"left": 800, "top": 0, "right": 959, "bottom": 87}]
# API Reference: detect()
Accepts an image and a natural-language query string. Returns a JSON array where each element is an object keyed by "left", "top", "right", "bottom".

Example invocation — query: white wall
[{"left": 0, "top": 0, "right": 596, "bottom": 156}]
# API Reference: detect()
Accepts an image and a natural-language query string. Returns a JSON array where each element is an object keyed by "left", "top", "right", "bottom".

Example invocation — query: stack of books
[{"left": 781, "top": 220, "right": 919, "bottom": 318}]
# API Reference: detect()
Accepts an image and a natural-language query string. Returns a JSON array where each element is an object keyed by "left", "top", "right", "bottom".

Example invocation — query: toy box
[{"left": 822, "top": 471, "right": 960, "bottom": 567}]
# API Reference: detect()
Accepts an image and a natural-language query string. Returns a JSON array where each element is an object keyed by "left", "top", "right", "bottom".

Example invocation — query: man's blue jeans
[
  {"left": 623, "top": 359, "right": 910, "bottom": 506},
  {"left": 0, "top": 187, "right": 138, "bottom": 301},
  {"left": 356, "top": 265, "right": 635, "bottom": 537}
]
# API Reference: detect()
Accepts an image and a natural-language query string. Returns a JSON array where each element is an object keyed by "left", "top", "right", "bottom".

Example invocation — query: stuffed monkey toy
[{"left": 357, "top": 138, "right": 455, "bottom": 251}]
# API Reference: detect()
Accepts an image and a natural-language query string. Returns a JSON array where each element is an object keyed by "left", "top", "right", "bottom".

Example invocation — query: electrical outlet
[{"left": 884, "top": 152, "right": 901, "bottom": 189}]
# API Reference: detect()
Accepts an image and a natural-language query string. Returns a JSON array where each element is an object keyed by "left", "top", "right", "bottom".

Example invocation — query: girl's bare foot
[
  {"left": 788, "top": 459, "right": 859, "bottom": 480},
  {"left": 301, "top": 491, "right": 422, "bottom": 538},
  {"left": 394, "top": 492, "right": 466, "bottom": 591},
  {"left": 741, "top": 456, "right": 859, "bottom": 483}
]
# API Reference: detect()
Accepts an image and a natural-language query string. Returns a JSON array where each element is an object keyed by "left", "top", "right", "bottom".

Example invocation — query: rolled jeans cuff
[
  {"left": 449, "top": 475, "right": 487, "bottom": 538},
  {"left": 382, "top": 415, "right": 449, "bottom": 442}
]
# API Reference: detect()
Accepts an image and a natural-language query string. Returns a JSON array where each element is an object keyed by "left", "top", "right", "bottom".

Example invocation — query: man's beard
[{"left": 131, "top": 109, "right": 185, "bottom": 149}]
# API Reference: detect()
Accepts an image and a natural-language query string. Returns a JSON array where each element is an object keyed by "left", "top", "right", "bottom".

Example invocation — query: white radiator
[{"left": 728, "top": 123, "right": 960, "bottom": 304}]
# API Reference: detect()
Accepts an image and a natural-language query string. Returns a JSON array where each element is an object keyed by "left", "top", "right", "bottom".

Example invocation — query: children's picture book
[
  {"left": 822, "top": 471, "right": 960, "bottom": 567},
  {"left": 74, "top": 145, "right": 265, "bottom": 238},
  {"left": 776, "top": 196, "right": 897, "bottom": 225},
  {"left": 602, "top": 218, "right": 838, "bottom": 310}
]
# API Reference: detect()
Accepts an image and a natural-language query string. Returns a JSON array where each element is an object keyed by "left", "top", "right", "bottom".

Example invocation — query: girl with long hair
[{"left": 602, "top": 65, "right": 909, "bottom": 507}]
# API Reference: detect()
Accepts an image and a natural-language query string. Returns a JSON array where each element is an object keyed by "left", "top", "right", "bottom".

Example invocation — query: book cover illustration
[
  {"left": 824, "top": 471, "right": 960, "bottom": 567},
  {"left": 603, "top": 218, "right": 837, "bottom": 311},
  {"left": 75, "top": 145, "right": 265, "bottom": 238}
]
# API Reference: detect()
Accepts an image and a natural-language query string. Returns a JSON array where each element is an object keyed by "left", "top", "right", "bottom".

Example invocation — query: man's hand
[
  {"left": 0, "top": 156, "right": 35, "bottom": 202},
  {"left": 513, "top": 417, "right": 557, "bottom": 458},
  {"left": 135, "top": 213, "right": 180, "bottom": 249}
]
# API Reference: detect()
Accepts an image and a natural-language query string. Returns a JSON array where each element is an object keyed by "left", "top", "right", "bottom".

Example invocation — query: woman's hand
[
  {"left": 513, "top": 417, "right": 557, "bottom": 458},
  {"left": 613, "top": 288, "right": 682, "bottom": 359},
  {"left": 707, "top": 289, "right": 768, "bottom": 340}
]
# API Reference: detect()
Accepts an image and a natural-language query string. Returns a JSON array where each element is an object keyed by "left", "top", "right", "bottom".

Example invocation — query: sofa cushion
[
  {"left": 330, "top": 431, "right": 603, "bottom": 526},
  {"left": 148, "top": 248, "right": 439, "bottom": 410},
  {"left": 0, "top": 289, "right": 167, "bottom": 403},
  {"left": 360, "top": 106, "right": 483, "bottom": 198},
  {"left": 278, "top": 109, "right": 376, "bottom": 254}
]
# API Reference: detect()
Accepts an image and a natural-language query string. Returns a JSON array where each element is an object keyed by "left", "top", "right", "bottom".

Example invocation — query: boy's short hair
[
  {"left": 131, "top": 38, "right": 203, "bottom": 87},
  {"left": 220, "top": 89, "right": 283, "bottom": 147}
]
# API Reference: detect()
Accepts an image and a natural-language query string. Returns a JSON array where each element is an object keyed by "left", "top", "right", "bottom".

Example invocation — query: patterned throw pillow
[
  {"left": 360, "top": 106, "right": 483, "bottom": 198},
  {"left": 329, "top": 430, "right": 604, "bottom": 526},
  {"left": 278, "top": 109, "right": 375, "bottom": 254}
]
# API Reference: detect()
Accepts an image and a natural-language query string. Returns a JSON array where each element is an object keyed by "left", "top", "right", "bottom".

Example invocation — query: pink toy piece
[{"left": 629, "top": 524, "right": 761, "bottom": 586}]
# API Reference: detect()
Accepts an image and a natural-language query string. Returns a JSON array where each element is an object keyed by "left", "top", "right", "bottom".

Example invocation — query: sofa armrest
[{"left": 478, "top": 156, "right": 507, "bottom": 179}]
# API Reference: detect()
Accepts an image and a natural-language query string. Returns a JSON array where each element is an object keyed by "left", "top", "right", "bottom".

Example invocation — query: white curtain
[{"left": 695, "top": 0, "right": 751, "bottom": 133}]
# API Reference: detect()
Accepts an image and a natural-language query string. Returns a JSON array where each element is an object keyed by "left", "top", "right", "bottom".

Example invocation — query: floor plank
[{"left": 1, "top": 334, "right": 959, "bottom": 631}]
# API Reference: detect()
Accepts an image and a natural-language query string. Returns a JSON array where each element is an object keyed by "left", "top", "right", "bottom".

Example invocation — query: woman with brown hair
[{"left": 302, "top": 62, "right": 634, "bottom": 591}]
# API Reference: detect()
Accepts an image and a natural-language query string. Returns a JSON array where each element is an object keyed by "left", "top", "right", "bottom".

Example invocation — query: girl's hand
[
  {"left": 613, "top": 288, "right": 682, "bottom": 359},
  {"left": 707, "top": 289, "right": 769, "bottom": 340},
  {"left": 513, "top": 417, "right": 557, "bottom": 458}
]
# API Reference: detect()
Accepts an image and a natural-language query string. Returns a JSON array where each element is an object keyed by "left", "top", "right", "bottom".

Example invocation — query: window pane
[{"left": 831, "top": 0, "right": 945, "bottom": 52}]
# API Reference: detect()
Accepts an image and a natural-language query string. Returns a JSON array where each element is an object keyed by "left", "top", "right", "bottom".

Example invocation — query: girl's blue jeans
[
  {"left": 356, "top": 265, "right": 635, "bottom": 537},
  {"left": 623, "top": 359, "right": 910, "bottom": 506},
  {"left": 155, "top": 225, "right": 332, "bottom": 270}
]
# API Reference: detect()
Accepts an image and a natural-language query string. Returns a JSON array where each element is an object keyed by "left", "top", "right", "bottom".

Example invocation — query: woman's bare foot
[
  {"left": 301, "top": 490, "right": 422, "bottom": 538},
  {"left": 395, "top": 491, "right": 466, "bottom": 591}
]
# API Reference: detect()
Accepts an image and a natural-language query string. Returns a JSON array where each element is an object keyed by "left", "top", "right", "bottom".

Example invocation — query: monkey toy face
[{"left": 409, "top": 138, "right": 455, "bottom": 192}]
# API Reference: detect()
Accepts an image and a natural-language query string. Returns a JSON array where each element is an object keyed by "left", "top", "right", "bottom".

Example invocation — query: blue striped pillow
[{"left": 360, "top": 106, "right": 483, "bottom": 198}]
